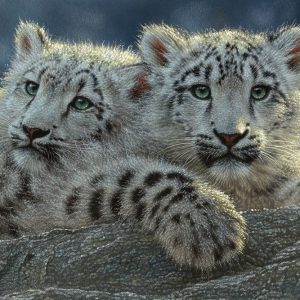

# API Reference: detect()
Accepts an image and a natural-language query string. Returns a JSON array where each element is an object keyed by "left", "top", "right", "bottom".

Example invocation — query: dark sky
[{"left": 0, "top": 0, "right": 299, "bottom": 75}]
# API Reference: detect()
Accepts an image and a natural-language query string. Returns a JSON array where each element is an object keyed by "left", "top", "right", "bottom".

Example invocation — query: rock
[{"left": 0, "top": 206, "right": 299, "bottom": 300}]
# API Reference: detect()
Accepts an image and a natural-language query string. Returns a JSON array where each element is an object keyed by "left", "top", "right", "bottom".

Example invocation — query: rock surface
[{"left": 0, "top": 206, "right": 299, "bottom": 299}]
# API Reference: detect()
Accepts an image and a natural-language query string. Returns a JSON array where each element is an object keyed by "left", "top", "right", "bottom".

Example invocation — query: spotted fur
[
  {"left": 0, "top": 22, "right": 245, "bottom": 270},
  {"left": 138, "top": 24, "right": 300, "bottom": 210}
]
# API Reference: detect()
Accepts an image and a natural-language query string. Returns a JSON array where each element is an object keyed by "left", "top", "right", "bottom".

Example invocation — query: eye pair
[
  {"left": 25, "top": 81, "right": 93, "bottom": 110},
  {"left": 190, "top": 84, "right": 271, "bottom": 101}
]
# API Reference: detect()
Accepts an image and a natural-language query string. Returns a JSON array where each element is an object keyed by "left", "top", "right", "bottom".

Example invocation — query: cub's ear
[
  {"left": 138, "top": 24, "right": 186, "bottom": 68},
  {"left": 110, "top": 63, "right": 151, "bottom": 100},
  {"left": 14, "top": 21, "right": 49, "bottom": 62},
  {"left": 269, "top": 26, "right": 300, "bottom": 71}
]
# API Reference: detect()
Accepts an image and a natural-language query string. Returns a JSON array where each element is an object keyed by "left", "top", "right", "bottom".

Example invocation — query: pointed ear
[
  {"left": 14, "top": 21, "right": 49, "bottom": 62},
  {"left": 269, "top": 26, "right": 300, "bottom": 71},
  {"left": 138, "top": 24, "right": 186, "bottom": 68},
  {"left": 110, "top": 63, "right": 151, "bottom": 100}
]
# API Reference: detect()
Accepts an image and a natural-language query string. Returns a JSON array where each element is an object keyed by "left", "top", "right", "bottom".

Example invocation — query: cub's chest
[{"left": 221, "top": 181, "right": 278, "bottom": 210}]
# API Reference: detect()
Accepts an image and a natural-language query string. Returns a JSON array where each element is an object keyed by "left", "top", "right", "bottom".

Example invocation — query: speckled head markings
[
  {"left": 2, "top": 21, "right": 143, "bottom": 174},
  {"left": 138, "top": 24, "right": 300, "bottom": 209}
]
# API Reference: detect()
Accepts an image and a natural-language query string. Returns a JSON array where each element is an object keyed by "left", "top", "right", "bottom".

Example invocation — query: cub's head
[
  {"left": 139, "top": 24, "right": 300, "bottom": 184},
  {"left": 2, "top": 22, "right": 141, "bottom": 173}
]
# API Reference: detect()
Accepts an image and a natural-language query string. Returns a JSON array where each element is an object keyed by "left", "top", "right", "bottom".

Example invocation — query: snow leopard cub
[
  {"left": 0, "top": 22, "right": 245, "bottom": 270},
  {"left": 137, "top": 24, "right": 300, "bottom": 210}
]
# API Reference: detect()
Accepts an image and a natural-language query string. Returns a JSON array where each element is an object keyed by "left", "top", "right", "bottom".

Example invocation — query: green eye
[
  {"left": 191, "top": 85, "right": 211, "bottom": 100},
  {"left": 251, "top": 86, "right": 270, "bottom": 101},
  {"left": 72, "top": 97, "right": 93, "bottom": 110},
  {"left": 25, "top": 81, "right": 39, "bottom": 96}
]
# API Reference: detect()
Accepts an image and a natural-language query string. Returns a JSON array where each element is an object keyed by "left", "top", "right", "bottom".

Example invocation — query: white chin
[
  {"left": 208, "top": 159, "right": 251, "bottom": 182},
  {"left": 12, "top": 149, "right": 47, "bottom": 173}
]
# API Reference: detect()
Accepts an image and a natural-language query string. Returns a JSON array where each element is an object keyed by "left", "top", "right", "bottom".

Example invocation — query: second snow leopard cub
[
  {"left": 0, "top": 22, "right": 245, "bottom": 270},
  {"left": 138, "top": 24, "right": 300, "bottom": 210}
]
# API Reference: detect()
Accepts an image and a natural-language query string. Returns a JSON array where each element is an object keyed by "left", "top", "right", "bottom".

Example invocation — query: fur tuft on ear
[
  {"left": 138, "top": 24, "right": 186, "bottom": 68},
  {"left": 269, "top": 26, "right": 300, "bottom": 71},
  {"left": 15, "top": 21, "right": 49, "bottom": 62}
]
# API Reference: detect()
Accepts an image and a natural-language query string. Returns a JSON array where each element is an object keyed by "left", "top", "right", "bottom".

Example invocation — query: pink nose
[
  {"left": 22, "top": 125, "right": 50, "bottom": 141},
  {"left": 214, "top": 129, "right": 248, "bottom": 148},
  {"left": 218, "top": 133, "right": 243, "bottom": 148}
]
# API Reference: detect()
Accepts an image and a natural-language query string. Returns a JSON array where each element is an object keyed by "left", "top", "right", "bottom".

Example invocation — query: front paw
[{"left": 153, "top": 183, "right": 246, "bottom": 270}]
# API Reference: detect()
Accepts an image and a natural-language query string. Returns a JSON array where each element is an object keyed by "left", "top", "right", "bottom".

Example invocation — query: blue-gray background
[{"left": 0, "top": 0, "right": 299, "bottom": 75}]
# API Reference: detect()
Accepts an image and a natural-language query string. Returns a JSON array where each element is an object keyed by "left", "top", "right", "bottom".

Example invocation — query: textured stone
[{"left": 0, "top": 206, "right": 299, "bottom": 299}]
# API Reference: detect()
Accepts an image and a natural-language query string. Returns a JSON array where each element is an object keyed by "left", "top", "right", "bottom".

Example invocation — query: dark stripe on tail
[
  {"left": 89, "top": 188, "right": 105, "bottom": 221},
  {"left": 66, "top": 187, "right": 81, "bottom": 215}
]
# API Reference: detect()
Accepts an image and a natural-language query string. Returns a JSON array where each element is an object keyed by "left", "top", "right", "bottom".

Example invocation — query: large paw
[{"left": 152, "top": 183, "right": 246, "bottom": 270}]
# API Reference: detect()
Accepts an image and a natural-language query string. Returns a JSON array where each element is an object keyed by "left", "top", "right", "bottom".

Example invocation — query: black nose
[
  {"left": 22, "top": 125, "right": 50, "bottom": 141},
  {"left": 214, "top": 129, "right": 248, "bottom": 148}
]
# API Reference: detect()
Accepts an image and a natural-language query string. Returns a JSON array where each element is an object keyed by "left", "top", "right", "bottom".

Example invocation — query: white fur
[{"left": 138, "top": 24, "right": 300, "bottom": 210}]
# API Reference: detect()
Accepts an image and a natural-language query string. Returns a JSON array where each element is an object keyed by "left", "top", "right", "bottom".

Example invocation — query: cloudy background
[{"left": 0, "top": 0, "right": 299, "bottom": 75}]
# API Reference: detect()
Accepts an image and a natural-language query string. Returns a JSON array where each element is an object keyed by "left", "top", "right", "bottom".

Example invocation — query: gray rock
[{"left": 0, "top": 206, "right": 299, "bottom": 300}]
